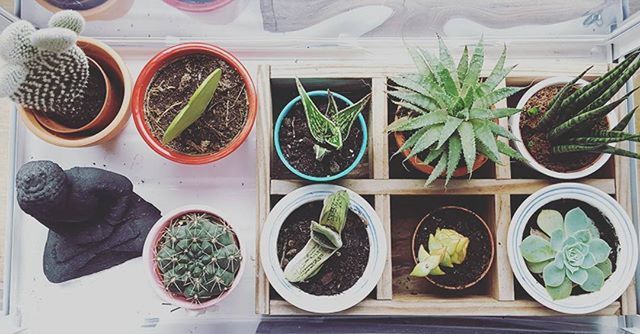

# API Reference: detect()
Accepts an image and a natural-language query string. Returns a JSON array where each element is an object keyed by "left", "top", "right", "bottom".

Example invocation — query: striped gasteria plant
[
  {"left": 534, "top": 51, "right": 640, "bottom": 159},
  {"left": 387, "top": 37, "right": 525, "bottom": 186}
]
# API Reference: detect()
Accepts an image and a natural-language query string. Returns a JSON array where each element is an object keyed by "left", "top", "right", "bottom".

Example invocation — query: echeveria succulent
[
  {"left": 410, "top": 228, "right": 469, "bottom": 277},
  {"left": 520, "top": 207, "right": 613, "bottom": 300}
]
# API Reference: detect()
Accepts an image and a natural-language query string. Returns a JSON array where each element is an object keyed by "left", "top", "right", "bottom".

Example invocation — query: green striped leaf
[
  {"left": 613, "top": 106, "right": 639, "bottom": 131},
  {"left": 446, "top": 134, "right": 462, "bottom": 182},
  {"left": 553, "top": 145, "right": 640, "bottom": 159},
  {"left": 296, "top": 78, "right": 342, "bottom": 149},
  {"left": 458, "top": 121, "right": 476, "bottom": 174},
  {"left": 437, "top": 116, "right": 464, "bottom": 149},
  {"left": 326, "top": 90, "right": 339, "bottom": 119},
  {"left": 538, "top": 66, "right": 593, "bottom": 129},
  {"left": 334, "top": 93, "right": 370, "bottom": 140}
]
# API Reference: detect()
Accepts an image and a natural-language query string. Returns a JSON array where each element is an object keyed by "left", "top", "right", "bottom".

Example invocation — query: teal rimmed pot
[{"left": 274, "top": 90, "right": 368, "bottom": 182}]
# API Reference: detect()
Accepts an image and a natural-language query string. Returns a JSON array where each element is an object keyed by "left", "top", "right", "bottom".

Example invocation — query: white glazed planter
[
  {"left": 260, "top": 184, "right": 387, "bottom": 314},
  {"left": 508, "top": 183, "right": 638, "bottom": 314},
  {"left": 142, "top": 205, "right": 245, "bottom": 311},
  {"left": 510, "top": 77, "right": 617, "bottom": 179}
]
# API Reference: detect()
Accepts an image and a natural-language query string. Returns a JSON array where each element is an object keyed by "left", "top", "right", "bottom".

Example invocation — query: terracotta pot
[
  {"left": 132, "top": 42, "right": 257, "bottom": 165},
  {"left": 32, "top": 57, "right": 117, "bottom": 134},
  {"left": 393, "top": 131, "right": 488, "bottom": 177},
  {"left": 142, "top": 205, "right": 245, "bottom": 310},
  {"left": 411, "top": 206, "right": 495, "bottom": 290},
  {"left": 18, "top": 37, "right": 131, "bottom": 147},
  {"left": 35, "top": 0, "right": 134, "bottom": 21},
  {"left": 164, "top": 0, "right": 233, "bottom": 12}
]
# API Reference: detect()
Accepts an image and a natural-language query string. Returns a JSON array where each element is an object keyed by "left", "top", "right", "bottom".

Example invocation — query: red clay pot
[{"left": 132, "top": 43, "right": 257, "bottom": 164}]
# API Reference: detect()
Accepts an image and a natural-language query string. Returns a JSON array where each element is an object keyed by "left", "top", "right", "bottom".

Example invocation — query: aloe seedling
[
  {"left": 520, "top": 208, "right": 613, "bottom": 300},
  {"left": 533, "top": 51, "right": 640, "bottom": 160},
  {"left": 284, "top": 190, "right": 350, "bottom": 283},
  {"left": 410, "top": 228, "right": 469, "bottom": 277},
  {"left": 387, "top": 36, "right": 525, "bottom": 186},
  {"left": 296, "top": 79, "right": 371, "bottom": 161},
  {"left": 162, "top": 68, "right": 222, "bottom": 144},
  {"left": 155, "top": 212, "right": 242, "bottom": 303}
]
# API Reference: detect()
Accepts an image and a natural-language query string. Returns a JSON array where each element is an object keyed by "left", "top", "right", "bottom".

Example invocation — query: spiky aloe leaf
[
  {"left": 310, "top": 190, "right": 349, "bottom": 249},
  {"left": 446, "top": 134, "right": 462, "bottom": 182},
  {"left": 498, "top": 140, "right": 527, "bottom": 162},
  {"left": 162, "top": 69, "right": 221, "bottom": 144},
  {"left": 334, "top": 93, "right": 370, "bottom": 140},
  {"left": 469, "top": 108, "right": 493, "bottom": 120},
  {"left": 406, "top": 124, "right": 444, "bottom": 160},
  {"left": 388, "top": 89, "right": 441, "bottom": 113},
  {"left": 536, "top": 66, "right": 593, "bottom": 130},
  {"left": 458, "top": 121, "right": 476, "bottom": 173},
  {"left": 425, "top": 153, "right": 448, "bottom": 186},
  {"left": 421, "top": 145, "right": 447, "bottom": 166},
  {"left": 389, "top": 76, "right": 431, "bottom": 97},
  {"left": 437, "top": 116, "right": 464, "bottom": 149},
  {"left": 613, "top": 106, "right": 638, "bottom": 131},
  {"left": 387, "top": 110, "right": 448, "bottom": 132},
  {"left": 475, "top": 123, "right": 500, "bottom": 162},
  {"left": 408, "top": 47, "right": 429, "bottom": 73},
  {"left": 296, "top": 78, "right": 342, "bottom": 149},
  {"left": 437, "top": 35, "right": 459, "bottom": 88},
  {"left": 457, "top": 46, "right": 469, "bottom": 81},
  {"left": 473, "top": 87, "right": 522, "bottom": 109},
  {"left": 477, "top": 141, "right": 501, "bottom": 164},
  {"left": 395, "top": 127, "right": 428, "bottom": 156},
  {"left": 461, "top": 37, "right": 484, "bottom": 96},
  {"left": 493, "top": 107, "right": 522, "bottom": 118},
  {"left": 485, "top": 120, "right": 518, "bottom": 141},
  {"left": 549, "top": 89, "right": 635, "bottom": 139},
  {"left": 481, "top": 45, "right": 511, "bottom": 92}
]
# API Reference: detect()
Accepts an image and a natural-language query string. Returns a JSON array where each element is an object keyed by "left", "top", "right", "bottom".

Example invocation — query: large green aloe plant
[
  {"left": 534, "top": 51, "right": 640, "bottom": 159},
  {"left": 520, "top": 208, "right": 613, "bottom": 300},
  {"left": 387, "top": 37, "right": 525, "bottom": 186}
]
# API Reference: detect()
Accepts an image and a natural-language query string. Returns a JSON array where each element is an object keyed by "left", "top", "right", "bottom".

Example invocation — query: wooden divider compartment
[{"left": 256, "top": 63, "right": 636, "bottom": 316}]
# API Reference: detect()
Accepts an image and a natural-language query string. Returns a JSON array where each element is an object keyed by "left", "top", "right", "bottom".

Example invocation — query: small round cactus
[
  {"left": 0, "top": 10, "right": 91, "bottom": 127},
  {"left": 155, "top": 212, "right": 242, "bottom": 304}
]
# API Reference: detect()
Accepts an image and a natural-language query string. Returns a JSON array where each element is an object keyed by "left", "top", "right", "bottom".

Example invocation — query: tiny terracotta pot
[
  {"left": 18, "top": 37, "right": 131, "bottom": 147},
  {"left": 411, "top": 206, "right": 495, "bottom": 290},
  {"left": 132, "top": 42, "right": 258, "bottom": 165},
  {"left": 393, "top": 131, "right": 488, "bottom": 177}
]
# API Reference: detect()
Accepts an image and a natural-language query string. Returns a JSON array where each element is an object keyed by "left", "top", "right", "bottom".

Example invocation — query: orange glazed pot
[{"left": 132, "top": 43, "right": 257, "bottom": 165}]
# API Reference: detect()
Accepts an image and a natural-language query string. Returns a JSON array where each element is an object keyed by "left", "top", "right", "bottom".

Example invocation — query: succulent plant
[
  {"left": 520, "top": 207, "right": 613, "bottom": 300},
  {"left": 387, "top": 36, "right": 525, "bottom": 186},
  {"left": 155, "top": 212, "right": 242, "bottom": 303},
  {"left": 284, "top": 190, "right": 349, "bottom": 283},
  {"left": 296, "top": 79, "right": 371, "bottom": 161},
  {"left": 0, "top": 10, "right": 90, "bottom": 127},
  {"left": 162, "top": 68, "right": 221, "bottom": 144},
  {"left": 410, "top": 228, "right": 469, "bottom": 277},
  {"left": 533, "top": 51, "right": 640, "bottom": 159}
]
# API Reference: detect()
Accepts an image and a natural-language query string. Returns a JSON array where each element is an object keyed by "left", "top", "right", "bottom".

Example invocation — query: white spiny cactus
[{"left": 0, "top": 10, "right": 90, "bottom": 127}]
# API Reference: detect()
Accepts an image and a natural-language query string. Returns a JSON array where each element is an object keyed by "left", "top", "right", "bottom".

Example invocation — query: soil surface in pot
[
  {"left": 520, "top": 85, "right": 608, "bottom": 173},
  {"left": 523, "top": 199, "right": 619, "bottom": 296},
  {"left": 45, "top": 0, "right": 108, "bottom": 10},
  {"left": 279, "top": 98, "right": 364, "bottom": 177},
  {"left": 413, "top": 207, "right": 492, "bottom": 289},
  {"left": 51, "top": 61, "right": 105, "bottom": 128},
  {"left": 277, "top": 200, "right": 370, "bottom": 296},
  {"left": 144, "top": 53, "right": 248, "bottom": 155}
]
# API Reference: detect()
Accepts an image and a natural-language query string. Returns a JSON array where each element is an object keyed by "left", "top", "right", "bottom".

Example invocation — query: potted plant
[
  {"left": 35, "top": 0, "right": 133, "bottom": 20},
  {"left": 387, "top": 37, "right": 524, "bottom": 186},
  {"left": 0, "top": 10, "right": 132, "bottom": 147},
  {"left": 132, "top": 42, "right": 257, "bottom": 164},
  {"left": 274, "top": 79, "right": 370, "bottom": 182},
  {"left": 410, "top": 206, "right": 494, "bottom": 290},
  {"left": 142, "top": 205, "right": 244, "bottom": 310},
  {"left": 259, "top": 184, "right": 387, "bottom": 313},
  {"left": 164, "top": 0, "right": 233, "bottom": 12},
  {"left": 510, "top": 52, "right": 640, "bottom": 179},
  {"left": 508, "top": 183, "right": 638, "bottom": 314}
]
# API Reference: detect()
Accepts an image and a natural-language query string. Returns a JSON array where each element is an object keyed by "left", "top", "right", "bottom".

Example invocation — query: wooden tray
[{"left": 255, "top": 62, "right": 637, "bottom": 316}]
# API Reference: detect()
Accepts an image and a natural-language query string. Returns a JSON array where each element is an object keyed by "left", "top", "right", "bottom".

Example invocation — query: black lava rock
[{"left": 16, "top": 160, "right": 161, "bottom": 283}]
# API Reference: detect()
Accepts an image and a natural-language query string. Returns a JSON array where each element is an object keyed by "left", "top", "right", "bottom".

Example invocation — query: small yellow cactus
[{"left": 410, "top": 228, "right": 469, "bottom": 278}]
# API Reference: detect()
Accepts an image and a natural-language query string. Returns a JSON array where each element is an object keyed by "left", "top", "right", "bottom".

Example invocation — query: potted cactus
[
  {"left": 508, "top": 183, "right": 638, "bottom": 314},
  {"left": 142, "top": 206, "right": 244, "bottom": 310},
  {"left": 132, "top": 43, "right": 257, "bottom": 164},
  {"left": 411, "top": 206, "right": 494, "bottom": 290},
  {"left": 387, "top": 37, "right": 525, "bottom": 186},
  {"left": 0, "top": 10, "right": 132, "bottom": 147},
  {"left": 511, "top": 52, "right": 640, "bottom": 179},
  {"left": 274, "top": 79, "right": 371, "bottom": 182},
  {"left": 259, "top": 184, "right": 387, "bottom": 313}
]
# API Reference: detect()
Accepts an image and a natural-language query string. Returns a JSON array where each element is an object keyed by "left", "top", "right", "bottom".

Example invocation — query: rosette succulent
[
  {"left": 296, "top": 79, "right": 371, "bottom": 161},
  {"left": 387, "top": 36, "right": 525, "bottom": 186},
  {"left": 520, "top": 207, "right": 613, "bottom": 300},
  {"left": 155, "top": 212, "right": 242, "bottom": 304},
  {"left": 410, "top": 228, "right": 469, "bottom": 277}
]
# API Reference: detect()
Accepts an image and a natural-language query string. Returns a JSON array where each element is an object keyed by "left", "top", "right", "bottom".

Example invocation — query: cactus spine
[
  {"left": 155, "top": 212, "right": 242, "bottom": 303},
  {"left": 0, "top": 10, "right": 90, "bottom": 127}
]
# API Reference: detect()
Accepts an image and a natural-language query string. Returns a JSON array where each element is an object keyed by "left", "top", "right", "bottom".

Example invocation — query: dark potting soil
[
  {"left": 144, "top": 53, "right": 248, "bottom": 155},
  {"left": 413, "top": 207, "right": 492, "bottom": 289},
  {"left": 523, "top": 199, "right": 619, "bottom": 296},
  {"left": 277, "top": 201, "right": 370, "bottom": 296},
  {"left": 520, "top": 85, "right": 608, "bottom": 173},
  {"left": 45, "top": 0, "right": 108, "bottom": 11},
  {"left": 279, "top": 98, "right": 364, "bottom": 177},
  {"left": 53, "top": 61, "right": 105, "bottom": 128}
]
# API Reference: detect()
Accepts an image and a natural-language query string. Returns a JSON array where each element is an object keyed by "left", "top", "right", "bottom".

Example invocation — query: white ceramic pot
[
  {"left": 260, "top": 184, "right": 387, "bottom": 314},
  {"left": 142, "top": 205, "right": 245, "bottom": 310},
  {"left": 510, "top": 77, "right": 617, "bottom": 179},
  {"left": 508, "top": 183, "right": 638, "bottom": 314}
]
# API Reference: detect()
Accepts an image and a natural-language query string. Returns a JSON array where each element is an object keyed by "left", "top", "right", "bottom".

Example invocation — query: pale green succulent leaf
[
  {"left": 567, "top": 267, "right": 588, "bottom": 285},
  {"left": 526, "top": 259, "right": 552, "bottom": 274},
  {"left": 418, "top": 244, "right": 429, "bottom": 262},
  {"left": 521, "top": 235, "right": 555, "bottom": 262},
  {"left": 596, "top": 258, "right": 613, "bottom": 278},
  {"left": 550, "top": 229, "right": 565, "bottom": 252},
  {"left": 553, "top": 252, "right": 565, "bottom": 269},
  {"left": 547, "top": 277, "right": 573, "bottom": 300},
  {"left": 284, "top": 239, "right": 337, "bottom": 282},
  {"left": 564, "top": 207, "right": 594, "bottom": 236},
  {"left": 588, "top": 238, "right": 612, "bottom": 263},
  {"left": 543, "top": 261, "right": 566, "bottom": 287},
  {"left": 537, "top": 209, "right": 564, "bottom": 236},
  {"left": 581, "top": 253, "right": 597, "bottom": 269},
  {"left": 580, "top": 266, "right": 605, "bottom": 292}
]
